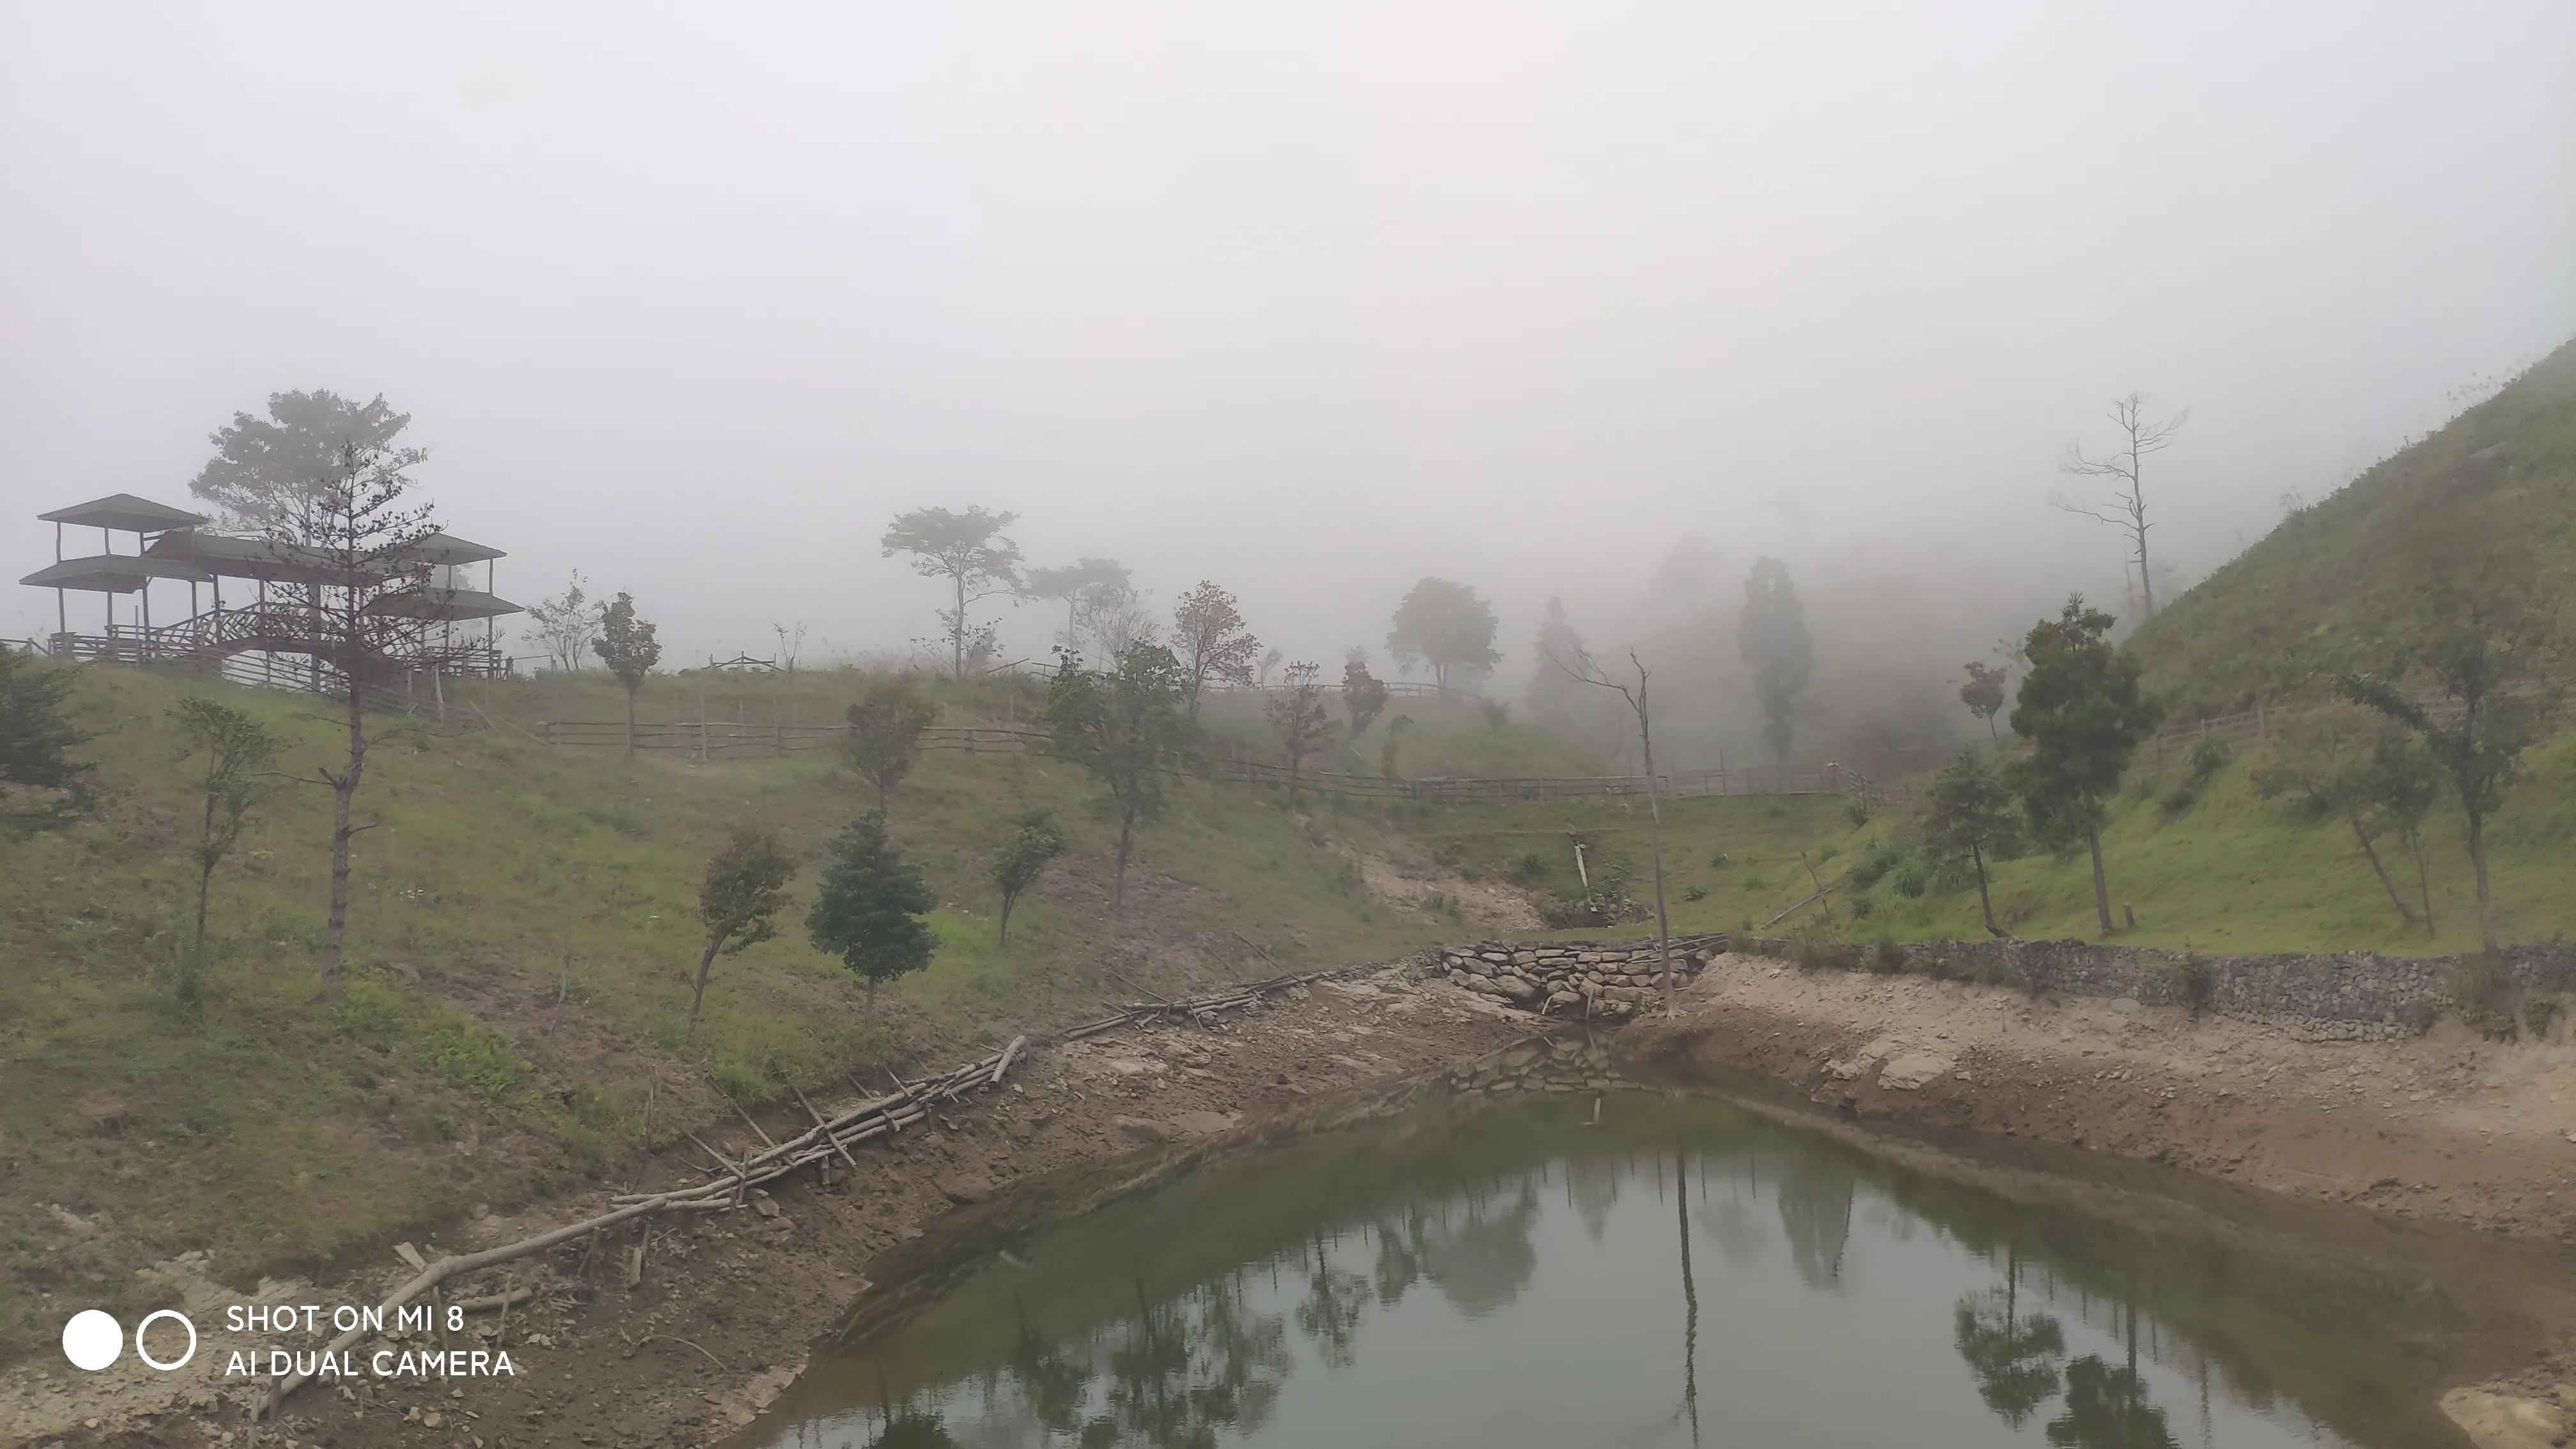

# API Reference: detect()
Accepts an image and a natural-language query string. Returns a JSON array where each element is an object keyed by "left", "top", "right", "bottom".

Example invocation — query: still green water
[{"left": 740, "top": 1053, "right": 2525, "bottom": 1449}]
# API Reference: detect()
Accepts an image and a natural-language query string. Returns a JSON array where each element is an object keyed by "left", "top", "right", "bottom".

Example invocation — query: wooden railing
[{"left": 532, "top": 717, "right": 1905, "bottom": 804}]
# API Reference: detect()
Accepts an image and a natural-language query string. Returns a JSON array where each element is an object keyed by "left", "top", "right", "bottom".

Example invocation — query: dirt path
[{"left": 7, "top": 969, "right": 1530, "bottom": 1449}]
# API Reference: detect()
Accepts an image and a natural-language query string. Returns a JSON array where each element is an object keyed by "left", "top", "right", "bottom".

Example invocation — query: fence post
[
  {"left": 699, "top": 719, "right": 709, "bottom": 763},
  {"left": 543, "top": 721, "right": 553, "bottom": 747},
  {"left": 774, "top": 723, "right": 785, "bottom": 758}
]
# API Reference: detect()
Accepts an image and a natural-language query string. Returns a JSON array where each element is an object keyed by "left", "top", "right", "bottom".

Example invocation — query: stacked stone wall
[{"left": 1418, "top": 934, "right": 1729, "bottom": 1020}]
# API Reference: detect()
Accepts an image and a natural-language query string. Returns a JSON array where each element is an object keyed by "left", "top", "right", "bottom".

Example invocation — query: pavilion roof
[
  {"left": 38, "top": 493, "right": 211, "bottom": 533},
  {"left": 144, "top": 530, "right": 341, "bottom": 585},
  {"left": 364, "top": 586, "right": 523, "bottom": 621},
  {"left": 394, "top": 532, "right": 505, "bottom": 567},
  {"left": 19, "top": 555, "right": 215, "bottom": 594}
]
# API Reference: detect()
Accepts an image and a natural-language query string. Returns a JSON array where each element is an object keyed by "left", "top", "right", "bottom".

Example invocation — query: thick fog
[{"left": 5, "top": 3, "right": 2573, "bottom": 753}]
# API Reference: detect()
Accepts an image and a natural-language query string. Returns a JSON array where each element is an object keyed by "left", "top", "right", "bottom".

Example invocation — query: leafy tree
[
  {"left": 2007, "top": 595, "right": 2165, "bottom": 936},
  {"left": 172, "top": 697, "right": 279, "bottom": 1003},
  {"left": 1024, "top": 557, "right": 1128, "bottom": 647},
  {"left": 882, "top": 505, "right": 1023, "bottom": 679},
  {"left": 688, "top": 825, "right": 795, "bottom": 1038},
  {"left": 0, "top": 647, "right": 88, "bottom": 834},
  {"left": 1170, "top": 581, "right": 1262, "bottom": 720},
  {"left": 1386, "top": 578, "right": 1499, "bottom": 697},
  {"left": 268, "top": 441, "right": 443, "bottom": 997},
  {"left": 525, "top": 571, "right": 597, "bottom": 671},
  {"left": 1924, "top": 746, "right": 2018, "bottom": 938},
  {"left": 988, "top": 809, "right": 1066, "bottom": 946},
  {"left": 1071, "top": 579, "right": 1157, "bottom": 660},
  {"left": 2338, "top": 538, "right": 2560, "bottom": 951},
  {"left": 592, "top": 592, "right": 662, "bottom": 755},
  {"left": 1738, "top": 558, "right": 1815, "bottom": 765},
  {"left": 1379, "top": 714, "right": 1413, "bottom": 780},
  {"left": 1340, "top": 649, "right": 1389, "bottom": 737},
  {"left": 843, "top": 672, "right": 939, "bottom": 810},
  {"left": 808, "top": 811, "right": 939, "bottom": 1015},
  {"left": 2253, "top": 702, "right": 2441, "bottom": 931},
  {"left": 1959, "top": 660, "right": 2009, "bottom": 740},
  {"left": 189, "top": 389, "right": 420, "bottom": 527},
  {"left": 1267, "top": 662, "right": 1337, "bottom": 797},
  {"left": 1042, "top": 643, "right": 1188, "bottom": 907}
]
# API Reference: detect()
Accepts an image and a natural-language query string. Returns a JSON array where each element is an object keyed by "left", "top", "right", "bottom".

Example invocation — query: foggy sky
[{"left": 5, "top": 2, "right": 2573, "bottom": 682}]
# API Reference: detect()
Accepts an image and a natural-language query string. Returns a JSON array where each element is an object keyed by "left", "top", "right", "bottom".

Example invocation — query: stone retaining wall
[
  {"left": 1731, "top": 934, "right": 2576, "bottom": 1040},
  {"left": 1418, "top": 935, "right": 1730, "bottom": 1020}
]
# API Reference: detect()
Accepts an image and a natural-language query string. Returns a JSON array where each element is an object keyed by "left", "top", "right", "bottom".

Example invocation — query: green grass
[
  {"left": 0, "top": 663, "right": 1446, "bottom": 1355},
  {"left": 2130, "top": 335, "right": 2576, "bottom": 719},
  {"left": 1804, "top": 734, "right": 2576, "bottom": 953}
]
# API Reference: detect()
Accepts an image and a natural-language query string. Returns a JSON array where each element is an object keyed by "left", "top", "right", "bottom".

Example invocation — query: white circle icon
[
  {"left": 135, "top": 1310, "right": 197, "bottom": 1371},
  {"left": 62, "top": 1310, "right": 121, "bottom": 1371}
]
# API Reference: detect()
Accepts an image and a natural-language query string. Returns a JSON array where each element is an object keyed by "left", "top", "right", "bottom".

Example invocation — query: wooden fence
[{"left": 535, "top": 717, "right": 1902, "bottom": 805}]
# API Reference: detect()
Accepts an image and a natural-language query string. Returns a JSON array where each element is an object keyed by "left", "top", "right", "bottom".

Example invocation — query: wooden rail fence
[{"left": 535, "top": 718, "right": 1903, "bottom": 805}]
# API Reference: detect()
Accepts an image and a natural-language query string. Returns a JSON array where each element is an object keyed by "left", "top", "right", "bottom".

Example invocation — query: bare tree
[
  {"left": 1072, "top": 579, "right": 1157, "bottom": 659},
  {"left": 1549, "top": 643, "right": 1676, "bottom": 1018},
  {"left": 525, "top": 570, "right": 597, "bottom": 672},
  {"left": 1025, "top": 557, "right": 1129, "bottom": 647},
  {"left": 2057, "top": 394, "right": 2188, "bottom": 619},
  {"left": 771, "top": 620, "right": 807, "bottom": 676},
  {"left": 268, "top": 441, "right": 442, "bottom": 999}
]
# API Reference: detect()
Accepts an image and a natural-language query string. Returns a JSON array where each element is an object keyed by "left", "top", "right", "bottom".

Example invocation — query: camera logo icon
[{"left": 62, "top": 1309, "right": 197, "bottom": 1371}]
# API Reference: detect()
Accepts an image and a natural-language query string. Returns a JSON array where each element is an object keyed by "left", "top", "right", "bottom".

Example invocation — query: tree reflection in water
[
  {"left": 1952, "top": 1244, "right": 2066, "bottom": 1429},
  {"left": 801, "top": 1092, "right": 2424, "bottom": 1449}
]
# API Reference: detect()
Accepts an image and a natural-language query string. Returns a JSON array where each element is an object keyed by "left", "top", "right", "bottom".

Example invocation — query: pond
[{"left": 735, "top": 1038, "right": 2543, "bottom": 1449}]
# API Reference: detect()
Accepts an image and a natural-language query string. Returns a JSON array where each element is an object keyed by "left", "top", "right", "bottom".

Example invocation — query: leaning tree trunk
[
  {"left": 1114, "top": 812, "right": 1135, "bottom": 908},
  {"left": 623, "top": 682, "right": 638, "bottom": 755},
  {"left": 1971, "top": 841, "right": 2000, "bottom": 938},
  {"left": 2348, "top": 813, "right": 2415, "bottom": 924},
  {"left": 2087, "top": 825, "right": 2113, "bottom": 936},
  {"left": 2468, "top": 808, "right": 2495, "bottom": 951},
  {"left": 686, "top": 938, "right": 723, "bottom": 1038},
  {"left": 2411, "top": 834, "right": 2436, "bottom": 937},
  {"left": 1638, "top": 716, "right": 1673, "bottom": 1017}
]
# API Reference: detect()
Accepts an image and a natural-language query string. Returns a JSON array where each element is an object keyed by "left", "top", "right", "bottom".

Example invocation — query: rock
[
  {"left": 1112, "top": 1116, "right": 1177, "bottom": 1144},
  {"left": 1877, "top": 1048, "right": 1957, "bottom": 1092},
  {"left": 934, "top": 1172, "right": 991, "bottom": 1205},
  {"left": 1170, "top": 1110, "right": 1239, "bottom": 1135},
  {"left": 751, "top": 1197, "right": 781, "bottom": 1219},
  {"left": 1825, "top": 1036, "right": 1898, "bottom": 1082},
  {"left": 1494, "top": 976, "right": 1541, "bottom": 1004},
  {"left": 2441, "top": 1387, "right": 2565, "bottom": 1448}
]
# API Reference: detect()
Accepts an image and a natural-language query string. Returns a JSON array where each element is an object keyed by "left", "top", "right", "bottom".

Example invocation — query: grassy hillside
[
  {"left": 0, "top": 663, "right": 1467, "bottom": 1357},
  {"left": 2131, "top": 337, "right": 2576, "bottom": 719},
  {"left": 1411, "top": 733, "right": 2576, "bottom": 956}
]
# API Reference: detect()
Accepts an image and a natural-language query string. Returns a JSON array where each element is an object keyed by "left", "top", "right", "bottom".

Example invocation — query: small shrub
[
  {"left": 1512, "top": 852, "right": 1550, "bottom": 883},
  {"left": 1816, "top": 843, "right": 1840, "bottom": 862},
  {"left": 1740, "top": 871, "right": 1768, "bottom": 890},
  {"left": 1708, "top": 850, "right": 1730, "bottom": 869},
  {"left": 1844, "top": 798, "right": 1872, "bottom": 828},
  {"left": 2184, "top": 735, "right": 2234, "bottom": 781},
  {"left": 1848, "top": 894, "right": 1875, "bottom": 921},
  {"left": 2524, "top": 996, "right": 2563, "bottom": 1041},
  {"left": 2459, "top": 1002, "right": 2517, "bottom": 1041},
  {"left": 1681, "top": 884, "right": 1708, "bottom": 903},
  {"left": 2159, "top": 781, "right": 2200, "bottom": 815},
  {"left": 2161, "top": 951, "right": 2214, "bottom": 1016},
  {"left": 1890, "top": 862, "right": 1928, "bottom": 899},
  {"left": 1869, "top": 936, "right": 1906, "bottom": 974},
  {"left": 2126, "top": 770, "right": 2161, "bottom": 802},
  {"left": 1434, "top": 841, "right": 1468, "bottom": 868},
  {"left": 1847, "top": 841, "right": 1904, "bottom": 890}
]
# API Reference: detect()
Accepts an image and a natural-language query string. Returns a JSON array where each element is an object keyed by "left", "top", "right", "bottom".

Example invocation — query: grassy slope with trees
[
  {"left": 2128, "top": 337, "right": 2576, "bottom": 721},
  {"left": 0, "top": 663, "right": 1590, "bottom": 1356}
]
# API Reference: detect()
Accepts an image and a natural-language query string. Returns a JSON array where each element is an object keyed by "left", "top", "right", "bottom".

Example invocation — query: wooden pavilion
[{"left": 20, "top": 492, "right": 522, "bottom": 696}]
